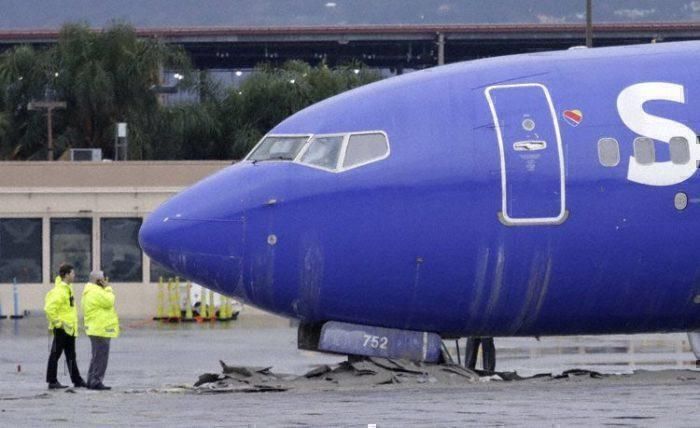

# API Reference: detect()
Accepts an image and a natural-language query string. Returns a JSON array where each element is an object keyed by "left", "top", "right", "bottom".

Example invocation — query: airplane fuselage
[{"left": 140, "top": 41, "right": 700, "bottom": 338}]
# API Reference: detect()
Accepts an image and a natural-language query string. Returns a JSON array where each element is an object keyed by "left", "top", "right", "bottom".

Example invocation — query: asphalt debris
[{"left": 190, "top": 357, "right": 505, "bottom": 393}]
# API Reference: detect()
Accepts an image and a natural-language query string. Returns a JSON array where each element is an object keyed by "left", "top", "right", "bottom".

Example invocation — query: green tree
[
  {"left": 0, "top": 24, "right": 382, "bottom": 161},
  {"left": 0, "top": 44, "right": 53, "bottom": 159},
  {"left": 0, "top": 111, "right": 9, "bottom": 141},
  {"left": 53, "top": 23, "right": 192, "bottom": 159},
  {"left": 0, "top": 22, "right": 192, "bottom": 160},
  {"left": 222, "top": 61, "right": 381, "bottom": 159}
]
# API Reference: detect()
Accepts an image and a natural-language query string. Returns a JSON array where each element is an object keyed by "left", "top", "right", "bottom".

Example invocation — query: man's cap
[{"left": 89, "top": 270, "right": 105, "bottom": 282}]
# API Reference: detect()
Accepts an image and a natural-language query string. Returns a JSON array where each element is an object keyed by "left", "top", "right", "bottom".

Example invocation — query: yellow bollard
[
  {"left": 224, "top": 297, "right": 233, "bottom": 321},
  {"left": 199, "top": 287, "right": 208, "bottom": 320},
  {"left": 166, "top": 279, "right": 174, "bottom": 320},
  {"left": 153, "top": 277, "right": 165, "bottom": 321},
  {"left": 174, "top": 277, "right": 182, "bottom": 321},
  {"left": 183, "top": 281, "right": 194, "bottom": 322},
  {"left": 218, "top": 296, "right": 227, "bottom": 321},
  {"left": 209, "top": 288, "right": 216, "bottom": 322},
  {"left": 168, "top": 279, "right": 180, "bottom": 322},
  {"left": 223, "top": 297, "right": 231, "bottom": 320}
]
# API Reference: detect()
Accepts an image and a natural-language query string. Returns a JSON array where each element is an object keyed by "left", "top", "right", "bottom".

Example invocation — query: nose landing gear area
[
  {"left": 297, "top": 320, "right": 499, "bottom": 373},
  {"left": 191, "top": 328, "right": 698, "bottom": 392}
]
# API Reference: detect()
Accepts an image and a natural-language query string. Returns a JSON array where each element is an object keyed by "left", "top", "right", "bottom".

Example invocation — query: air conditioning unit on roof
[{"left": 69, "top": 148, "right": 102, "bottom": 161}]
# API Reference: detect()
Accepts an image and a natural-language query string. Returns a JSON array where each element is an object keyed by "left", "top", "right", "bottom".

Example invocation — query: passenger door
[{"left": 485, "top": 83, "right": 567, "bottom": 225}]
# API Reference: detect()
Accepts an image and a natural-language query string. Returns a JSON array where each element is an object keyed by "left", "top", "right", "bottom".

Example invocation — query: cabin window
[
  {"left": 669, "top": 136, "right": 690, "bottom": 165},
  {"left": 597, "top": 138, "right": 620, "bottom": 167},
  {"left": 299, "top": 135, "right": 344, "bottom": 170},
  {"left": 247, "top": 136, "right": 309, "bottom": 161},
  {"left": 633, "top": 137, "right": 655, "bottom": 165},
  {"left": 343, "top": 133, "right": 389, "bottom": 169}
]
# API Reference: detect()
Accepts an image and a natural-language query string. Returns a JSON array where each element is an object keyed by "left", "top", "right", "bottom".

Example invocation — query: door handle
[{"left": 513, "top": 140, "right": 547, "bottom": 151}]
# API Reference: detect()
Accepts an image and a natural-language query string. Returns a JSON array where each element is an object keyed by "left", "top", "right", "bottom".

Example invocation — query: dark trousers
[
  {"left": 87, "top": 336, "right": 111, "bottom": 388},
  {"left": 46, "top": 328, "right": 84, "bottom": 385}
]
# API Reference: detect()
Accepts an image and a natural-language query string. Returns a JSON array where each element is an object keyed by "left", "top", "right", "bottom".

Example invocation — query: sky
[{"left": 1, "top": 0, "right": 699, "bottom": 30}]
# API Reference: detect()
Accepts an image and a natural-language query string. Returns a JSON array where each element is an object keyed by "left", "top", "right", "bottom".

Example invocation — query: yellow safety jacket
[
  {"left": 82, "top": 282, "right": 120, "bottom": 338},
  {"left": 44, "top": 276, "right": 79, "bottom": 337}
]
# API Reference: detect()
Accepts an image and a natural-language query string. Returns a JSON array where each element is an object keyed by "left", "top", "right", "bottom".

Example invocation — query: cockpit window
[
  {"left": 247, "top": 136, "right": 309, "bottom": 161},
  {"left": 343, "top": 133, "right": 389, "bottom": 169},
  {"left": 299, "top": 136, "right": 344, "bottom": 170},
  {"left": 249, "top": 131, "right": 390, "bottom": 172}
]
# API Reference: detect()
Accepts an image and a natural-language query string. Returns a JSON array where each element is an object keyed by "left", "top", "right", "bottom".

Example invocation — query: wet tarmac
[{"left": 1, "top": 315, "right": 699, "bottom": 427}]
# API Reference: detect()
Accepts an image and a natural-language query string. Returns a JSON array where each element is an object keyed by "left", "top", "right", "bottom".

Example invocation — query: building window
[
  {"left": 51, "top": 218, "right": 92, "bottom": 282},
  {"left": 101, "top": 218, "right": 143, "bottom": 283},
  {"left": 597, "top": 138, "right": 620, "bottom": 167},
  {"left": 0, "top": 218, "right": 42, "bottom": 283},
  {"left": 149, "top": 259, "right": 178, "bottom": 283}
]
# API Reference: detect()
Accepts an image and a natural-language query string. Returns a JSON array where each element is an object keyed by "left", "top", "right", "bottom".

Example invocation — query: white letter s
[{"left": 617, "top": 82, "right": 697, "bottom": 186}]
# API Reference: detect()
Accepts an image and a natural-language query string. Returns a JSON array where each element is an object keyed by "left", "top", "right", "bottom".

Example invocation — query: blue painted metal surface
[
  {"left": 318, "top": 321, "right": 442, "bottom": 362},
  {"left": 140, "top": 41, "right": 700, "bottom": 339}
]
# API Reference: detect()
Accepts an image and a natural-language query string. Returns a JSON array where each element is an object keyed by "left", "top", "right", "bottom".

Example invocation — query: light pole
[
  {"left": 586, "top": 0, "right": 593, "bottom": 48},
  {"left": 437, "top": 32, "right": 445, "bottom": 66},
  {"left": 27, "top": 100, "right": 66, "bottom": 161}
]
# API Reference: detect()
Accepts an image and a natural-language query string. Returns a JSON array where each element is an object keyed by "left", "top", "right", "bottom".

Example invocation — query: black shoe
[
  {"left": 48, "top": 382, "right": 68, "bottom": 390},
  {"left": 88, "top": 384, "right": 111, "bottom": 391},
  {"left": 73, "top": 380, "right": 88, "bottom": 388}
]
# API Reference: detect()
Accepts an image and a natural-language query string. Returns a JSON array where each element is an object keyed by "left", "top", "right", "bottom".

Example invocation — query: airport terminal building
[{"left": 0, "top": 161, "right": 228, "bottom": 318}]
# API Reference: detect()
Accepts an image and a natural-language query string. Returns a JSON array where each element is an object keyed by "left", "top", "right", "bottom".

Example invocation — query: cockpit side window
[
  {"left": 247, "top": 136, "right": 309, "bottom": 161},
  {"left": 343, "top": 133, "right": 389, "bottom": 169},
  {"left": 298, "top": 136, "right": 344, "bottom": 170}
]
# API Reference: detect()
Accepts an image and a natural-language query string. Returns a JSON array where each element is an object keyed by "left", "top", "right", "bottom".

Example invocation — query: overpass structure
[{"left": 1, "top": 1, "right": 700, "bottom": 70}]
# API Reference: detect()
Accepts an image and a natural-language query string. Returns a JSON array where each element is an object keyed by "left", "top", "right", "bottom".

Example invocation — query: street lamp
[
  {"left": 586, "top": 0, "right": 593, "bottom": 48},
  {"left": 27, "top": 100, "right": 66, "bottom": 161}
]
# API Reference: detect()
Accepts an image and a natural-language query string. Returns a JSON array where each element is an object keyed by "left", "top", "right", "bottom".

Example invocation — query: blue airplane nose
[{"left": 139, "top": 166, "right": 250, "bottom": 294}]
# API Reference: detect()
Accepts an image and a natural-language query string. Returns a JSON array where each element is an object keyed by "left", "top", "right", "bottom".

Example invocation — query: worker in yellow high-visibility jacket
[
  {"left": 45, "top": 264, "right": 86, "bottom": 389},
  {"left": 82, "top": 270, "right": 119, "bottom": 390}
]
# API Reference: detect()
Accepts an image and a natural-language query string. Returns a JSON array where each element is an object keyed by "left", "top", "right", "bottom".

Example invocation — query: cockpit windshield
[
  {"left": 298, "top": 136, "right": 344, "bottom": 170},
  {"left": 246, "top": 131, "right": 390, "bottom": 172},
  {"left": 247, "top": 136, "right": 309, "bottom": 161}
]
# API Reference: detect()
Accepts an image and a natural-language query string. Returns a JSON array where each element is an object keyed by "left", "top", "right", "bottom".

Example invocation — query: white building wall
[
  {"left": 0, "top": 161, "right": 247, "bottom": 319},
  {"left": 0, "top": 189, "right": 173, "bottom": 318}
]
